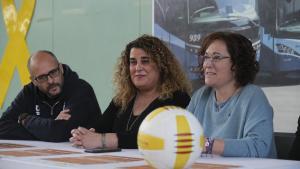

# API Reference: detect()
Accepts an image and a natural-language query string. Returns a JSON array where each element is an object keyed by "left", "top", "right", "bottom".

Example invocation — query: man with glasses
[{"left": 0, "top": 50, "right": 102, "bottom": 142}]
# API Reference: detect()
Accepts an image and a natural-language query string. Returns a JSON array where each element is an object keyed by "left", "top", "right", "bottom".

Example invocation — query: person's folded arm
[
  {"left": 0, "top": 88, "right": 36, "bottom": 140},
  {"left": 95, "top": 100, "right": 118, "bottom": 133},
  {"left": 222, "top": 121, "right": 273, "bottom": 157},
  {"left": 23, "top": 87, "right": 101, "bottom": 142},
  {"left": 222, "top": 96, "right": 274, "bottom": 157}
]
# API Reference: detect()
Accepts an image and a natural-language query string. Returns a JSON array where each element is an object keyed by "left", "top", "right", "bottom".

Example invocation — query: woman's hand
[
  {"left": 69, "top": 127, "right": 119, "bottom": 149},
  {"left": 70, "top": 127, "right": 101, "bottom": 149},
  {"left": 103, "top": 133, "right": 118, "bottom": 148}
]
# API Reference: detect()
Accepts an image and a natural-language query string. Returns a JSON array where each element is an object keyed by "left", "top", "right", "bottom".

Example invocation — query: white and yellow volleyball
[{"left": 137, "top": 106, "right": 204, "bottom": 169}]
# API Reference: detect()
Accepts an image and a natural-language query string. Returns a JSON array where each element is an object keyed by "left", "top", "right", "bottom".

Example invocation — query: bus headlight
[{"left": 276, "top": 43, "right": 300, "bottom": 57}]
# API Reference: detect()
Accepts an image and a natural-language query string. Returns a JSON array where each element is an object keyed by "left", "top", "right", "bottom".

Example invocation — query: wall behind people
[{"left": 0, "top": 0, "right": 152, "bottom": 114}]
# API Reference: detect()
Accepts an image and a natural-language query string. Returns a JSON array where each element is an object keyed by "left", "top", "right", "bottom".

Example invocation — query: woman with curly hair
[
  {"left": 187, "top": 32, "right": 277, "bottom": 157},
  {"left": 70, "top": 35, "right": 191, "bottom": 149}
]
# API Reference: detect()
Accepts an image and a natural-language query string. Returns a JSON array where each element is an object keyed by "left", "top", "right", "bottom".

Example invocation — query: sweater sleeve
[
  {"left": 186, "top": 89, "right": 202, "bottom": 113},
  {"left": 117, "top": 131, "right": 137, "bottom": 148},
  {"left": 23, "top": 84, "right": 102, "bottom": 142},
  {"left": 186, "top": 87, "right": 210, "bottom": 121},
  {"left": 222, "top": 88, "right": 275, "bottom": 158},
  {"left": 96, "top": 100, "right": 119, "bottom": 133}
]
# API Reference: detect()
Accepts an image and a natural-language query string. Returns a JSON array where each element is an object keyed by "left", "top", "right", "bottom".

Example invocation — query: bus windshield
[
  {"left": 189, "top": 0, "right": 258, "bottom": 24},
  {"left": 277, "top": 0, "right": 300, "bottom": 33}
]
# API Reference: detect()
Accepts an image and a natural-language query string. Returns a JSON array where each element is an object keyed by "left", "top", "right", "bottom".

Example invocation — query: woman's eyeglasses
[{"left": 201, "top": 54, "right": 230, "bottom": 63}]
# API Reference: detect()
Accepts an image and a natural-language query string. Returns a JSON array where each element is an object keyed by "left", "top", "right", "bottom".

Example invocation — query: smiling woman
[
  {"left": 129, "top": 48, "right": 160, "bottom": 92},
  {"left": 70, "top": 35, "right": 192, "bottom": 149},
  {"left": 187, "top": 32, "right": 277, "bottom": 158}
]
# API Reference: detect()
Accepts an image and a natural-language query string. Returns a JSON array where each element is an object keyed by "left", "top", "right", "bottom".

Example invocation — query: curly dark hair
[
  {"left": 113, "top": 34, "right": 191, "bottom": 110},
  {"left": 199, "top": 32, "right": 259, "bottom": 87}
]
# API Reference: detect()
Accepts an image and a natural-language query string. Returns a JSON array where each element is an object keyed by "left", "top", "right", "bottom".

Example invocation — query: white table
[{"left": 0, "top": 140, "right": 299, "bottom": 169}]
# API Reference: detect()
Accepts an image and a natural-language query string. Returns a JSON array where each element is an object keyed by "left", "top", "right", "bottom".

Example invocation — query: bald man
[{"left": 0, "top": 50, "right": 102, "bottom": 142}]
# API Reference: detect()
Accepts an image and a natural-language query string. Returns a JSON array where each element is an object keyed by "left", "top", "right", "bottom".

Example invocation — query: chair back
[{"left": 274, "top": 132, "right": 295, "bottom": 159}]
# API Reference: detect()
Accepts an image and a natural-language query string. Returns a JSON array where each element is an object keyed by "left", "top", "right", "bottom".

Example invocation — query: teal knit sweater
[{"left": 187, "top": 84, "right": 277, "bottom": 158}]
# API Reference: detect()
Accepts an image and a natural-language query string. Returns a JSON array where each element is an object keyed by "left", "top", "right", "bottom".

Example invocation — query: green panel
[
  {"left": 140, "top": 0, "right": 153, "bottom": 35},
  {"left": 0, "top": 0, "right": 152, "bottom": 114},
  {"left": 52, "top": 0, "right": 151, "bottom": 109},
  {"left": 27, "top": 0, "right": 53, "bottom": 51}
]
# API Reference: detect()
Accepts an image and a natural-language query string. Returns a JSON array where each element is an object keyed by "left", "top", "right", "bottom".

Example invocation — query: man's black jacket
[
  {"left": 289, "top": 115, "right": 300, "bottom": 160},
  {"left": 0, "top": 64, "right": 102, "bottom": 142}
]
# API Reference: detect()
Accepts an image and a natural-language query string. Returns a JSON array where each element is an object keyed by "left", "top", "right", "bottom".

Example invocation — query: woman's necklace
[
  {"left": 126, "top": 111, "right": 141, "bottom": 131},
  {"left": 126, "top": 92, "right": 159, "bottom": 131},
  {"left": 215, "top": 87, "right": 241, "bottom": 112}
]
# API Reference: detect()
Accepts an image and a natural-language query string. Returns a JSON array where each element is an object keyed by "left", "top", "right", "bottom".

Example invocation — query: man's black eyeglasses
[{"left": 34, "top": 66, "right": 60, "bottom": 83}]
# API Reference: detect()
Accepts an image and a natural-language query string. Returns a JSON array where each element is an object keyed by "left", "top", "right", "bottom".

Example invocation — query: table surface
[{"left": 0, "top": 140, "right": 299, "bottom": 169}]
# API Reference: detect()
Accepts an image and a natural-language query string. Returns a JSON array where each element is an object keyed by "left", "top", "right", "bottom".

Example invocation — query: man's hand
[
  {"left": 55, "top": 109, "right": 71, "bottom": 120},
  {"left": 18, "top": 113, "right": 30, "bottom": 125}
]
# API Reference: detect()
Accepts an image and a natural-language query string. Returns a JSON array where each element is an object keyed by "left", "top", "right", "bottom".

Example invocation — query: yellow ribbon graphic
[{"left": 0, "top": 0, "right": 35, "bottom": 108}]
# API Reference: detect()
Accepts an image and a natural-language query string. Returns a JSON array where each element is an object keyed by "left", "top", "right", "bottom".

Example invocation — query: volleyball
[{"left": 137, "top": 106, "right": 204, "bottom": 169}]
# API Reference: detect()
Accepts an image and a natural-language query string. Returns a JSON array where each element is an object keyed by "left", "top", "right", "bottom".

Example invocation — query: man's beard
[{"left": 46, "top": 83, "right": 61, "bottom": 98}]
